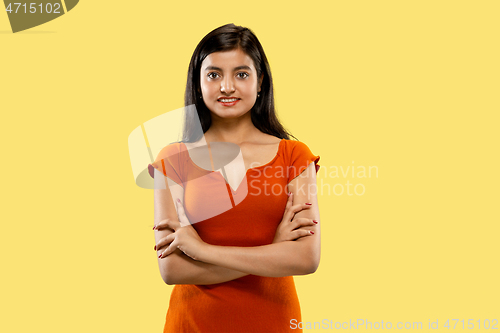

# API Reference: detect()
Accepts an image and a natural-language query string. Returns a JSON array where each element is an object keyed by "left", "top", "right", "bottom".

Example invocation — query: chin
[
  {"left": 210, "top": 107, "right": 249, "bottom": 119},
  {"left": 214, "top": 112, "right": 246, "bottom": 119}
]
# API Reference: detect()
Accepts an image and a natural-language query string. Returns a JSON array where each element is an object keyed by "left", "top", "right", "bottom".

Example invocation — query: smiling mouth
[{"left": 217, "top": 98, "right": 240, "bottom": 102}]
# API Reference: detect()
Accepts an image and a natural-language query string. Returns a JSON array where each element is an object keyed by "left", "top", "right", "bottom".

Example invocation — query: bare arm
[
  {"left": 160, "top": 162, "right": 321, "bottom": 278},
  {"left": 153, "top": 168, "right": 248, "bottom": 285}
]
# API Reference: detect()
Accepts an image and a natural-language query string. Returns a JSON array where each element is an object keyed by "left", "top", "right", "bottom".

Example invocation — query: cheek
[
  {"left": 200, "top": 84, "right": 212, "bottom": 100},
  {"left": 236, "top": 82, "right": 254, "bottom": 95},
  {"left": 201, "top": 81, "right": 217, "bottom": 95}
]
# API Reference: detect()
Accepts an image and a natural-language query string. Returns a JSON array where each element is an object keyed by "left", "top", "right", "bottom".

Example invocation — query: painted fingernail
[
  {"left": 158, "top": 253, "right": 163, "bottom": 258},
  {"left": 176, "top": 198, "right": 181, "bottom": 203},
  {"left": 310, "top": 231, "right": 315, "bottom": 234},
  {"left": 152, "top": 225, "right": 156, "bottom": 230},
  {"left": 313, "top": 220, "right": 318, "bottom": 224},
  {"left": 305, "top": 203, "right": 312, "bottom": 205},
  {"left": 154, "top": 245, "right": 157, "bottom": 251}
]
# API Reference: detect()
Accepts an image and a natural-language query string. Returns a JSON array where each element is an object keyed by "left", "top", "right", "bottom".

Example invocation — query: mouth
[{"left": 217, "top": 98, "right": 240, "bottom": 106}]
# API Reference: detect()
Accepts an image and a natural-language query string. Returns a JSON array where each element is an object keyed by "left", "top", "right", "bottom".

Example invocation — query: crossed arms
[{"left": 153, "top": 162, "right": 321, "bottom": 285}]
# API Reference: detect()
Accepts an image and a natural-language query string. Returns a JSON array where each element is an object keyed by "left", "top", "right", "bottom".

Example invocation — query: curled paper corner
[{"left": 128, "top": 105, "right": 201, "bottom": 189}]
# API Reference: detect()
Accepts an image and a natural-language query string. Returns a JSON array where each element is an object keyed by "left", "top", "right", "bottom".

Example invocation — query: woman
[{"left": 150, "top": 23, "right": 321, "bottom": 333}]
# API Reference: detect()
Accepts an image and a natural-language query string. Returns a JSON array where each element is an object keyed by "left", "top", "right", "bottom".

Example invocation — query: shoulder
[
  {"left": 281, "top": 140, "right": 320, "bottom": 181},
  {"left": 281, "top": 139, "right": 313, "bottom": 157},
  {"left": 150, "top": 142, "right": 187, "bottom": 171},
  {"left": 154, "top": 142, "right": 185, "bottom": 161}
]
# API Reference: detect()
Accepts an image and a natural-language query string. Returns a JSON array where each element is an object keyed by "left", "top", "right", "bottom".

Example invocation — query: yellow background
[{"left": 1, "top": 1, "right": 499, "bottom": 332}]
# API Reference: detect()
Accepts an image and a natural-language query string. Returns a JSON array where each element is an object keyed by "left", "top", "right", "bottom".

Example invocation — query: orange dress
[{"left": 150, "top": 139, "right": 320, "bottom": 333}]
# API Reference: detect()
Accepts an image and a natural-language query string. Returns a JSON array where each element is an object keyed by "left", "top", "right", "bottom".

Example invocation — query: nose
[{"left": 220, "top": 76, "right": 235, "bottom": 94}]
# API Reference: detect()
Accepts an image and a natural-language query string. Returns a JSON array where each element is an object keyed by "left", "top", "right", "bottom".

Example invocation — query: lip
[
  {"left": 218, "top": 98, "right": 240, "bottom": 106},
  {"left": 217, "top": 97, "right": 240, "bottom": 101}
]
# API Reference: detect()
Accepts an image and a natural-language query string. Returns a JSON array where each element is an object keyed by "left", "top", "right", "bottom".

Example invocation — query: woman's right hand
[{"left": 272, "top": 192, "right": 317, "bottom": 243}]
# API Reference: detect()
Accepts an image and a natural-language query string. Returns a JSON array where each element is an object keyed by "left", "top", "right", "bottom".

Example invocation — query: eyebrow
[{"left": 204, "top": 65, "right": 252, "bottom": 71}]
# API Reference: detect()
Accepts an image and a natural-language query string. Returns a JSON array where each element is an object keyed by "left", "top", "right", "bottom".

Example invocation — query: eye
[
  {"left": 207, "top": 72, "right": 220, "bottom": 79},
  {"left": 237, "top": 72, "right": 249, "bottom": 79}
]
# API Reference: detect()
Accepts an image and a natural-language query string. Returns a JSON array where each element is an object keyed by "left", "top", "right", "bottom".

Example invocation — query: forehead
[{"left": 202, "top": 48, "right": 256, "bottom": 70}]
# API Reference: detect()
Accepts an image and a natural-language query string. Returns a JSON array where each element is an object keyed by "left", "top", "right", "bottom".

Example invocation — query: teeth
[{"left": 219, "top": 98, "right": 238, "bottom": 102}]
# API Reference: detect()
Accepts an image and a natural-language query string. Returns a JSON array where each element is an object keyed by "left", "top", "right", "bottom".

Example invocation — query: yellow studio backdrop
[{"left": 1, "top": 1, "right": 499, "bottom": 332}]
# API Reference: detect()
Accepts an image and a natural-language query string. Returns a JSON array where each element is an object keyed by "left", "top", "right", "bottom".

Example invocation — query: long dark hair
[{"left": 182, "top": 23, "right": 296, "bottom": 142}]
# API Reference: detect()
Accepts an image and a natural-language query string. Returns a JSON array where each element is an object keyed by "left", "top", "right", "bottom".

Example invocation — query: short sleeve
[
  {"left": 147, "top": 143, "right": 185, "bottom": 187},
  {"left": 287, "top": 141, "right": 321, "bottom": 183}
]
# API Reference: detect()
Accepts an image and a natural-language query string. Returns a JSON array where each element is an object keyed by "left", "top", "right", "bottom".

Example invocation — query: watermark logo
[
  {"left": 128, "top": 105, "right": 252, "bottom": 223},
  {"left": 3, "top": 0, "right": 79, "bottom": 33}
]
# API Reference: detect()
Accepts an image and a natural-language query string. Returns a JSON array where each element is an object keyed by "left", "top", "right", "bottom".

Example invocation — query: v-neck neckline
[{"left": 182, "top": 139, "right": 285, "bottom": 192}]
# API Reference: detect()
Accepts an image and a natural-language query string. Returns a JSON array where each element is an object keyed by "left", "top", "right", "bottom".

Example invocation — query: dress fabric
[{"left": 150, "top": 139, "right": 320, "bottom": 333}]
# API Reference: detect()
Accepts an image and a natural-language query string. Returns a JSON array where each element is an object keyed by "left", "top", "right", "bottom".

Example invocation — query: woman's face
[{"left": 200, "top": 48, "right": 263, "bottom": 120}]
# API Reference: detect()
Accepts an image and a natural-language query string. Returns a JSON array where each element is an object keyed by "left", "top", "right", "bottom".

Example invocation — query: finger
[
  {"left": 282, "top": 202, "right": 311, "bottom": 224},
  {"left": 281, "top": 193, "right": 297, "bottom": 223},
  {"left": 286, "top": 192, "right": 293, "bottom": 208},
  {"left": 153, "top": 218, "right": 180, "bottom": 231},
  {"left": 290, "top": 218, "right": 317, "bottom": 230},
  {"left": 283, "top": 219, "right": 314, "bottom": 235},
  {"left": 289, "top": 203, "right": 312, "bottom": 215},
  {"left": 159, "top": 238, "right": 179, "bottom": 258},
  {"left": 175, "top": 199, "right": 190, "bottom": 227},
  {"left": 155, "top": 233, "right": 175, "bottom": 252},
  {"left": 289, "top": 229, "right": 314, "bottom": 241}
]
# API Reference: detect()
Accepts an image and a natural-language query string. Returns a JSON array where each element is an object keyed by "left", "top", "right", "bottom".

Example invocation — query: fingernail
[
  {"left": 287, "top": 192, "right": 291, "bottom": 196},
  {"left": 158, "top": 253, "right": 163, "bottom": 258},
  {"left": 313, "top": 220, "right": 318, "bottom": 224},
  {"left": 310, "top": 231, "right": 315, "bottom": 234},
  {"left": 305, "top": 203, "right": 312, "bottom": 205},
  {"left": 154, "top": 245, "right": 157, "bottom": 251},
  {"left": 152, "top": 225, "right": 156, "bottom": 230},
  {"left": 176, "top": 198, "right": 181, "bottom": 203}
]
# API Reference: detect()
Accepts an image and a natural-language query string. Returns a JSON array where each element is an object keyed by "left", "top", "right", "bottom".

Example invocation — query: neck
[{"left": 205, "top": 112, "right": 260, "bottom": 144}]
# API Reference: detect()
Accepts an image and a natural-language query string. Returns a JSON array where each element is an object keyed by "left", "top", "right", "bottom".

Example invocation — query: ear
[{"left": 258, "top": 73, "right": 264, "bottom": 92}]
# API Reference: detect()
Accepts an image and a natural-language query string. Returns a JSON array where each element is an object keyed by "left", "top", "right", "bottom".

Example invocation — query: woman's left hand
[{"left": 154, "top": 199, "right": 207, "bottom": 261}]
